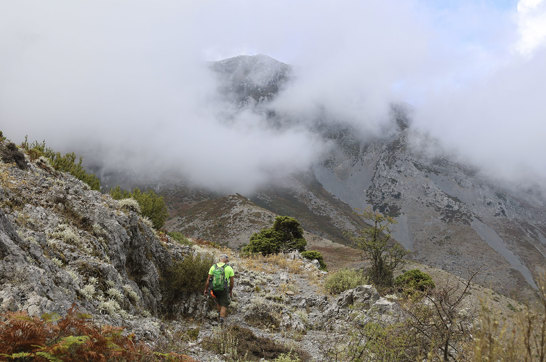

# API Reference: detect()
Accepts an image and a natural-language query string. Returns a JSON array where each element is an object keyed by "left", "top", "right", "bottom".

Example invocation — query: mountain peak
[{"left": 211, "top": 54, "right": 291, "bottom": 104}]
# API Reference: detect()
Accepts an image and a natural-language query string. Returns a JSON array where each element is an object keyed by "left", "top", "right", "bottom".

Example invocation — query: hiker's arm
[
  {"left": 204, "top": 274, "right": 212, "bottom": 295},
  {"left": 229, "top": 276, "right": 234, "bottom": 297}
]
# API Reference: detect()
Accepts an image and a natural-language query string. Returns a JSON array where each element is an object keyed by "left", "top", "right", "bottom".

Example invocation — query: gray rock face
[
  {"left": 0, "top": 150, "right": 190, "bottom": 326},
  {"left": 313, "top": 125, "right": 545, "bottom": 299},
  {"left": 335, "top": 285, "right": 380, "bottom": 309}
]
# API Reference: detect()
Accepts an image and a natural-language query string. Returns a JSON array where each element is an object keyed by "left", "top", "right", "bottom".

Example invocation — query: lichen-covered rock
[
  {"left": 0, "top": 147, "right": 189, "bottom": 328},
  {"left": 336, "top": 285, "right": 380, "bottom": 309}
]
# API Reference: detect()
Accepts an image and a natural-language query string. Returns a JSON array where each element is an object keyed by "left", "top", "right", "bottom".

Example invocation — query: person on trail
[{"left": 204, "top": 254, "right": 234, "bottom": 324}]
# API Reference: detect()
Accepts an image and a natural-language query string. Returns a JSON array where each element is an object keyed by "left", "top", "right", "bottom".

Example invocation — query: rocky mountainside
[
  {"left": 165, "top": 193, "right": 277, "bottom": 249},
  {"left": 164, "top": 55, "right": 545, "bottom": 302},
  {"left": 1, "top": 137, "right": 540, "bottom": 360},
  {"left": 314, "top": 119, "right": 545, "bottom": 300}
]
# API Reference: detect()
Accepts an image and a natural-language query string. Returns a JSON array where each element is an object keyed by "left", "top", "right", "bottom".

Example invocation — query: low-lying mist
[{"left": 1, "top": 0, "right": 545, "bottom": 193}]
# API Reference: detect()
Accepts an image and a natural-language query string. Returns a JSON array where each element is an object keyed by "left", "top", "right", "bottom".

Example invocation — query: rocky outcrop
[{"left": 0, "top": 145, "right": 190, "bottom": 327}]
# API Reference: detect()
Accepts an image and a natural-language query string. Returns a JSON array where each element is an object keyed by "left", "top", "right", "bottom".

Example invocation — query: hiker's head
[{"left": 219, "top": 254, "right": 229, "bottom": 263}]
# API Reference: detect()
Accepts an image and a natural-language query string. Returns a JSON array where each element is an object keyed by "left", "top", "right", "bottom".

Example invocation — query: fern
[{"left": 0, "top": 305, "right": 193, "bottom": 360}]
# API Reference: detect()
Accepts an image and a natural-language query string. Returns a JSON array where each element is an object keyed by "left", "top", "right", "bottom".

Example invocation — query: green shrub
[
  {"left": 243, "top": 216, "right": 306, "bottom": 255},
  {"left": 162, "top": 253, "right": 214, "bottom": 303},
  {"left": 325, "top": 269, "right": 368, "bottom": 295},
  {"left": 21, "top": 137, "right": 100, "bottom": 190},
  {"left": 168, "top": 231, "right": 192, "bottom": 246},
  {"left": 110, "top": 186, "right": 168, "bottom": 229},
  {"left": 301, "top": 250, "right": 326, "bottom": 270},
  {"left": 394, "top": 269, "right": 435, "bottom": 294}
]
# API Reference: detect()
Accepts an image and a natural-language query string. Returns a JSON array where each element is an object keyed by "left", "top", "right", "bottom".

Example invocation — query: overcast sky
[{"left": 1, "top": 0, "right": 545, "bottom": 192}]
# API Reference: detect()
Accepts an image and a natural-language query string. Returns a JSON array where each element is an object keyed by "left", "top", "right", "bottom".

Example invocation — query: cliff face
[
  {"left": 0, "top": 140, "right": 190, "bottom": 331},
  {"left": 313, "top": 123, "right": 545, "bottom": 299}
]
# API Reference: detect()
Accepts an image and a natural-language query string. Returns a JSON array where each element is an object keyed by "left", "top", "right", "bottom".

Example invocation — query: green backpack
[{"left": 211, "top": 263, "right": 228, "bottom": 291}]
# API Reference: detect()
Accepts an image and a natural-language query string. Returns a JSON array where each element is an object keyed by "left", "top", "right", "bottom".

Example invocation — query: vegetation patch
[
  {"left": 348, "top": 208, "right": 406, "bottom": 287},
  {"left": 325, "top": 268, "right": 368, "bottom": 294},
  {"left": 162, "top": 253, "right": 214, "bottom": 313},
  {"left": 168, "top": 231, "right": 192, "bottom": 246},
  {"left": 241, "top": 253, "right": 304, "bottom": 275},
  {"left": 202, "top": 325, "right": 308, "bottom": 361},
  {"left": 301, "top": 250, "right": 326, "bottom": 270},
  {"left": 21, "top": 138, "right": 100, "bottom": 190},
  {"left": 0, "top": 306, "right": 193, "bottom": 361},
  {"left": 243, "top": 216, "right": 306, "bottom": 255},
  {"left": 244, "top": 298, "right": 282, "bottom": 331},
  {"left": 394, "top": 269, "right": 435, "bottom": 295},
  {"left": 110, "top": 186, "right": 168, "bottom": 229}
]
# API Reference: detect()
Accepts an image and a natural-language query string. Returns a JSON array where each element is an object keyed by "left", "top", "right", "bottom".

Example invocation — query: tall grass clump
[
  {"left": 470, "top": 273, "right": 546, "bottom": 361},
  {"left": 325, "top": 269, "right": 368, "bottom": 294},
  {"left": 168, "top": 231, "right": 192, "bottom": 246}
]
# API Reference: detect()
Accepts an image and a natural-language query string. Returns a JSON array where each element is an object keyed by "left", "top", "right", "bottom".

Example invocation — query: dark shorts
[{"left": 212, "top": 289, "right": 230, "bottom": 307}]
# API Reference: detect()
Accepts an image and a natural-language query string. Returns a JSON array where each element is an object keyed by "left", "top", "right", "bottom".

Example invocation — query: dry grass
[
  {"left": 469, "top": 272, "right": 546, "bottom": 361},
  {"left": 0, "top": 164, "right": 16, "bottom": 189},
  {"left": 240, "top": 253, "right": 305, "bottom": 275},
  {"left": 278, "top": 282, "right": 298, "bottom": 295},
  {"left": 306, "top": 233, "right": 363, "bottom": 271}
]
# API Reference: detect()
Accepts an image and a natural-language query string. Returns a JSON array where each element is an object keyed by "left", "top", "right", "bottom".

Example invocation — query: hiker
[{"left": 204, "top": 254, "right": 234, "bottom": 324}]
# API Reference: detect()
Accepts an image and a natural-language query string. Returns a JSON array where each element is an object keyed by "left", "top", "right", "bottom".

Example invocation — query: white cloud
[
  {"left": 516, "top": 0, "right": 546, "bottom": 55},
  {"left": 0, "top": 0, "right": 545, "bottom": 192}
]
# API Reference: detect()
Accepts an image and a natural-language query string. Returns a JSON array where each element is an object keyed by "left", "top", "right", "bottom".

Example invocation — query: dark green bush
[
  {"left": 162, "top": 253, "right": 214, "bottom": 303},
  {"left": 394, "top": 269, "right": 435, "bottom": 294},
  {"left": 242, "top": 216, "right": 306, "bottom": 256},
  {"left": 325, "top": 269, "right": 368, "bottom": 294},
  {"left": 110, "top": 186, "right": 168, "bottom": 229},
  {"left": 21, "top": 137, "right": 100, "bottom": 190},
  {"left": 301, "top": 250, "right": 326, "bottom": 270},
  {"left": 168, "top": 231, "right": 192, "bottom": 246}
]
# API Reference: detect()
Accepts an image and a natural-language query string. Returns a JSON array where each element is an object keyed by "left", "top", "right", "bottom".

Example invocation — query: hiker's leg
[
  {"left": 220, "top": 306, "right": 227, "bottom": 317},
  {"left": 216, "top": 303, "right": 221, "bottom": 314}
]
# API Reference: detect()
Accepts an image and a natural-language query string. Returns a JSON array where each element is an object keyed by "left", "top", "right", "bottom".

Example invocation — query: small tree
[
  {"left": 401, "top": 271, "right": 479, "bottom": 361},
  {"left": 243, "top": 216, "right": 306, "bottom": 255},
  {"left": 350, "top": 208, "right": 406, "bottom": 287}
]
